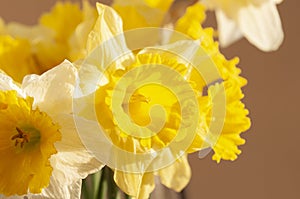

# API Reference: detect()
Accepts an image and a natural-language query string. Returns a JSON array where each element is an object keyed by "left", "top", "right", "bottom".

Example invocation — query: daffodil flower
[
  {"left": 0, "top": 1, "right": 97, "bottom": 82},
  {"left": 175, "top": 2, "right": 251, "bottom": 162},
  {"left": 112, "top": 0, "right": 174, "bottom": 30},
  {"left": 202, "top": 0, "right": 284, "bottom": 51},
  {"left": 0, "top": 61, "right": 103, "bottom": 198},
  {"left": 74, "top": 3, "right": 250, "bottom": 199}
]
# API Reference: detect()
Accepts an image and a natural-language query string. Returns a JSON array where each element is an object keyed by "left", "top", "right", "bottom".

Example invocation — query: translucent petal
[
  {"left": 22, "top": 60, "right": 77, "bottom": 115},
  {"left": 50, "top": 114, "right": 104, "bottom": 184},
  {"left": 0, "top": 72, "right": 24, "bottom": 96}
]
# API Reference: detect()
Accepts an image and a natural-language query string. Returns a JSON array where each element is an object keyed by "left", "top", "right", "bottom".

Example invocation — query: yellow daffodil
[
  {"left": 0, "top": 61, "right": 103, "bottom": 198},
  {"left": 0, "top": 1, "right": 97, "bottom": 82},
  {"left": 201, "top": 0, "right": 284, "bottom": 51},
  {"left": 112, "top": 0, "right": 174, "bottom": 30},
  {"left": 175, "top": 2, "right": 250, "bottom": 162},
  {"left": 0, "top": 35, "right": 38, "bottom": 82},
  {"left": 39, "top": 0, "right": 97, "bottom": 61},
  {"left": 74, "top": 3, "right": 250, "bottom": 198}
]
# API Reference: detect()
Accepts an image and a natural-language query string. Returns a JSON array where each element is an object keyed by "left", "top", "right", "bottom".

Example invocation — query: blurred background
[{"left": 0, "top": 0, "right": 299, "bottom": 198}]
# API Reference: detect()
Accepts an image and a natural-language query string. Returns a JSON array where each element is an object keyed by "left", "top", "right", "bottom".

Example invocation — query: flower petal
[
  {"left": 274, "top": 0, "right": 283, "bottom": 4},
  {"left": 237, "top": 1, "right": 284, "bottom": 51},
  {"left": 157, "top": 155, "right": 191, "bottom": 192},
  {"left": 50, "top": 114, "right": 104, "bottom": 184},
  {"left": 0, "top": 71, "right": 24, "bottom": 96},
  {"left": 114, "top": 170, "right": 155, "bottom": 199},
  {"left": 22, "top": 60, "right": 77, "bottom": 115},
  {"left": 86, "top": 3, "right": 129, "bottom": 56},
  {"left": 0, "top": 179, "right": 81, "bottom": 199},
  {"left": 216, "top": 9, "right": 243, "bottom": 48}
]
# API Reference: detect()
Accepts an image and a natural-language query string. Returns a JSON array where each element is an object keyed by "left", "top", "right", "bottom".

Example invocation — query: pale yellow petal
[
  {"left": 68, "top": 0, "right": 97, "bottom": 61},
  {"left": 87, "top": 3, "right": 127, "bottom": 54},
  {"left": 114, "top": 170, "right": 155, "bottom": 199},
  {"left": 114, "top": 170, "right": 142, "bottom": 196},
  {"left": 158, "top": 155, "right": 191, "bottom": 192},
  {"left": 237, "top": 0, "right": 284, "bottom": 51}
]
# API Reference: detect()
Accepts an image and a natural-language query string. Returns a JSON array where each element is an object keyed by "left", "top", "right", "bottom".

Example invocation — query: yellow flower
[
  {"left": 39, "top": 0, "right": 98, "bottom": 62},
  {"left": 202, "top": 0, "right": 284, "bottom": 51},
  {"left": 0, "top": 90, "right": 60, "bottom": 196},
  {"left": 0, "top": 35, "right": 38, "bottom": 82},
  {"left": 175, "top": 2, "right": 251, "bottom": 163},
  {"left": 74, "top": 3, "right": 250, "bottom": 198},
  {"left": 0, "top": 1, "right": 97, "bottom": 81},
  {"left": 112, "top": 0, "right": 174, "bottom": 30},
  {"left": 39, "top": 2, "right": 83, "bottom": 43},
  {"left": 0, "top": 61, "right": 103, "bottom": 198}
]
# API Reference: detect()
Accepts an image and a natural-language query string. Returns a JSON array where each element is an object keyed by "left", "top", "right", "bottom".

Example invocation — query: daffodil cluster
[
  {"left": 0, "top": 0, "right": 284, "bottom": 199},
  {"left": 0, "top": 1, "right": 97, "bottom": 82}
]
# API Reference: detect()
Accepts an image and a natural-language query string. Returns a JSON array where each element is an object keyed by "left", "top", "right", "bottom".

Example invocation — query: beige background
[{"left": 0, "top": 0, "right": 299, "bottom": 199}]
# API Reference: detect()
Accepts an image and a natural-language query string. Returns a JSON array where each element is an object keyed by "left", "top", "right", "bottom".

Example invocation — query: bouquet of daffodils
[{"left": 0, "top": 0, "right": 283, "bottom": 198}]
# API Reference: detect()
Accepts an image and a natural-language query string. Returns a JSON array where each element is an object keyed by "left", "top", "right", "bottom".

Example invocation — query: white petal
[
  {"left": 273, "top": 0, "right": 283, "bottom": 4},
  {"left": 0, "top": 179, "right": 81, "bottom": 199},
  {"left": 22, "top": 60, "right": 77, "bottom": 115},
  {"left": 31, "top": 179, "right": 82, "bottom": 199},
  {"left": 216, "top": 10, "right": 243, "bottom": 48},
  {"left": 74, "top": 63, "right": 108, "bottom": 98},
  {"left": 237, "top": 1, "right": 284, "bottom": 51},
  {"left": 0, "top": 71, "right": 24, "bottom": 96},
  {"left": 50, "top": 114, "right": 104, "bottom": 184}
]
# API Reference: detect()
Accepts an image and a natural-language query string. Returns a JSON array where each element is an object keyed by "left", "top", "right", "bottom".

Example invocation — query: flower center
[
  {"left": 11, "top": 126, "right": 41, "bottom": 149},
  {"left": 0, "top": 90, "right": 61, "bottom": 196},
  {"left": 11, "top": 127, "right": 30, "bottom": 148}
]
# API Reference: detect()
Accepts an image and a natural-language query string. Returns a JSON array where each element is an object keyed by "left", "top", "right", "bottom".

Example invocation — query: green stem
[
  {"left": 106, "top": 167, "right": 121, "bottom": 199},
  {"left": 92, "top": 170, "right": 102, "bottom": 199},
  {"left": 124, "top": 194, "right": 132, "bottom": 199},
  {"left": 81, "top": 178, "right": 90, "bottom": 199},
  {"left": 84, "top": 166, "right": 133, "bottom": 199},
  {"left": 98, "top": 167, "right": 108, "bottom": 199}
]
